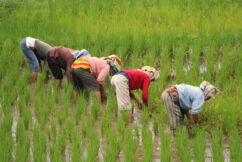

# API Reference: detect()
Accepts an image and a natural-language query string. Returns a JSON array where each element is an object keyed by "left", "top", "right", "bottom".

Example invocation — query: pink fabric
[{"left": 86, "top": 57, "right": 110, "bottom": 85}]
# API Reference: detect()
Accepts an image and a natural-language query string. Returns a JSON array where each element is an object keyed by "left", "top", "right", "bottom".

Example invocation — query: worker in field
[
  {"left": 111, "top": 66, "right": 160, "bottom": 123},
  {"left": 20, "top": 37, "right": 53, "bottom": 83},
  {"left": 161, "top": 81, "right": 220, "bottom": 130},
  {"left": 71, "top": 55, "right": 121, "bottom": 104},
  {"left": 47, "top": 47, "right": 91, "bottom": 88}
]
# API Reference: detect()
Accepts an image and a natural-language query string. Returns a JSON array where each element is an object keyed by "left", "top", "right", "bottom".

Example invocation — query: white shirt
[{"left": 26, "top": 37, "right": 36, "bottom": 48}]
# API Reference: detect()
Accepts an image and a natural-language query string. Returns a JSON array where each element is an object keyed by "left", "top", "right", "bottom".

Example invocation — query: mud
[
  {"left": 11, "top": 106, "right": 19, "bottom": 162},
  {"left": 64, "top": 140, "right": 71, "bottom": 162}
]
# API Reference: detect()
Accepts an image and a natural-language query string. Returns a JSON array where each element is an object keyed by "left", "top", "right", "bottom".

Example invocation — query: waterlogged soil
[{"left": 9, "top": 87, "right": 233, "bottom": 162}]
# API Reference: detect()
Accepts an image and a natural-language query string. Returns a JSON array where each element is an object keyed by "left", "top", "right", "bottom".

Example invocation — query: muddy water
[
  {"left": 223, "top": 137, "right": 231, "bottom": 162},
  {"left": 65, "top": 140, "right": 72, "bottom": 162},
  {"left": 205, "top": 132, "right": 213, "bottom": 162},
  {"left": 98, "top": 137, "right": 104, "bottom": 162},
  {"left": 11, "top": 106, "right": 19, "bottom": 161}
]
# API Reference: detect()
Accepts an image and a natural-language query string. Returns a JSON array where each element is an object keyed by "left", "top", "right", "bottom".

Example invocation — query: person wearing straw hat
[
  {"left": 71, "top": 55, "right": 121, "bottom": 104},
  {"left": 111, "top": 66, "right": 160, "bottom": 123},
  {"left": 161, "top": 81, "right": 220, "bottom": 130},
  {"left": 20, "top": 37, "right": 53, "bottom": 83}
]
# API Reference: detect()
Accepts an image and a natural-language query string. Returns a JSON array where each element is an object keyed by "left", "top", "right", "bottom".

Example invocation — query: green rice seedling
[
  {"left": 142, "top": 128, "right": 153, "bottom": 162},
  {"left": 33, "top": 125, "right": 47, "bottom": 162},
  {"left": 119, "top": 32, "right": 134, "bottom": 60},
  {"left": 124, "top": 129, "right": 138, "bottom": 162},
  {"left": 229, "top": 128, "right": 241, "bottom": 162},
  {"left": 133, "top": 123, "right": 139, "bottom": 139},
  {"left": 0, "top": 112, "right": 13, "bottom": 162},
  {"left": 204, "top": 44, "right": 216, "bottom": 82},
  {"left": 65, "top": 118, "right": 74, "bottom": 141},
  {"left": 175, "top": 45, "right": 185, "bottom": 83},
  {"left": 15, "top": 119, "right": 30, "bottom": 162},
  {"left": 90, "top": 92, "right": 101, "bottom": 121},
  {"left": 106, "top": 33, "right": 120, "bottom": 55},
  {"left": 175, "top": 127, "right": 192, "bottom": 162},
  {"left": 87, "top": 129, "right": 100, "bottom": 162},
  {"left": 117, "top": 114, "right": 127, "bottom": 139},
  {"left": 104, "top": 129, "right": 121, "bottom": 162},
  {"left": 187, "top": 39, "right": 202, "bottom": 84},
  {"left": 100, "top": 108, "right": 112, "bottom": 136},
  {"left": 141, "top": 107, "right": 149, "bottom": 128},
  {"left": 153, "top": 115, "right": 159, "bottom": 135},
  {"left": 211, "top": 128, "right": 224, "bottom": 162},
  {"left": 160, "top": 126, "right": 171, "bottom": 162},
  {"left": 191, "top": 127, "right": 205, "bottom": 162},
  {"left": 93, "top": 32, "right": 106, "bottom": 56},
  {"left": 50, "top": 121, "right": 57, "bottom": 142},
  {"left": 71, "top": 131, "right": 81, "bottom": 162},
  {"left": 50, "top": 129, "right": 67, "bottom": 161}
]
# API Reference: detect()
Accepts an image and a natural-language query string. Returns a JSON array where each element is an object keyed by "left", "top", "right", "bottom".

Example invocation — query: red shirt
[{"left": 121, "top": 69, "right": 151, "bottom": 105}]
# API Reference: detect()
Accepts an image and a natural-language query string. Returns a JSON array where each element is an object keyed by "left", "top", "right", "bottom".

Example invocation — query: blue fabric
[
  {"left": 73, "top": 50, "right": 90, "bottom": 59},
  {"left": 175, "top": 84, "right": 205, "bottom": 115},
  {"left": 20, "top": 38, "right": 39, "bottom": 72},
  {"left": 116, "top": 72, "right": 129, "bottom": 80}
]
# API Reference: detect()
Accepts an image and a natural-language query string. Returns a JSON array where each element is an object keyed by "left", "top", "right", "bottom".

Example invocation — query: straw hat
[{"left": 141, "top": 66, "right": 160, "bottom": 81}]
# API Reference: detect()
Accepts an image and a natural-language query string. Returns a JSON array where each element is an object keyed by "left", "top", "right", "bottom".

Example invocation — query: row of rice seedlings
[
  {"left": 229, "top": 127, "right": 241, "bottom": 161},
  {"left": 91, "top": 92, "right": 101, "bottom": 121},
  {"left": 142, "top": 128, "right": 153, "bottom": 162},
  {"left": 15, "top": 119, "right": 30, "bottom": 161},
  {"left": 211, "top": 128, "right": 224, "bottom": 162},
  {"left": 103, "top": 129, "right": 121, "bottom": 161},
  {"left": 74, "top": 93, "right": 88, "bottom": 125},
  {"left": 71, "top": 129, "right": 82, "bottom": 162},
  {"left": 160, "top": 126, "right": 171, "bottom": 162},
  {"left": 49, "top": 129, "right": 66, "bottom": 161},
  {"left": 204, "top": 44, "right": 216, "bottom": 82},
  {"left": 175, "top": 42, "right": 185, "bottom": 83},
  {"left": 0, "top": 112, "right": 13, "bottom": 162},
  {"left": 17, "top": 99, "right": 32, "bottom": 130},
  {"left": 87, "top": 128, "right": 100, "bottom": 161},
  {"left": 187, "top": 39, "right": 202, "bottom": 84},
  {"left": 191, "top": 128, "right": 205, "bottom": 162},
  {"left": 100, "top": 106, "right": 112, "bottom": 136},
  {"left": 124, "top": 129, "right": 138, "bottom": 162},
  {"left": 175, "top": 127, "right": 192, "bottom": 162},
  {"left": 33, "top": 125, "right": 47, "bottom": 162}
]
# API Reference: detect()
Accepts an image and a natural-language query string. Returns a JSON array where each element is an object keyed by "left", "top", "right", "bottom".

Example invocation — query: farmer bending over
[
  {"left": 47, "top": 46, "right": 79, "bottom": 88},
  {"left": 161, "top": 81, "right": 220, "bottom": 130},
  {"left": 111, "top": 66, "right": 160, "bottom": 123},
  {"left": 71, "top": 55, "right": 121, "bottom": 104},
  {"left": 20, "top": 37, "right": 53, "bottom": 83}
]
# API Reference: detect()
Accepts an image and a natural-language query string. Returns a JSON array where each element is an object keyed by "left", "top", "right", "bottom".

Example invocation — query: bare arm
[
  {"left": 130, "top": 92, "right": 142, "bottom": 109},
  {"left": 185, "top": 111, "right": 193, "bottom": 127}
]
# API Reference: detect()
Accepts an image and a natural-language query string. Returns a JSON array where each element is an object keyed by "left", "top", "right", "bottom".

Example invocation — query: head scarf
[
  {"left": 102, "top": 55, "right": 122, "bottom": 76},
  {"left": 200, "top": 81, "right": 220, "bottom": 100},
  {"left": 141, "top": 66, "right": 160, "bottom": 81},
  {"left": 73, "top": 49, "right": 91, "bottom": 60}
]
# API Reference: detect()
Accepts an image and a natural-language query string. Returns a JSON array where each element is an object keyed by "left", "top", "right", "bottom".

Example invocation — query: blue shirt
[{"left": 175, "top": 84, "right": 205, "bottom": 115}]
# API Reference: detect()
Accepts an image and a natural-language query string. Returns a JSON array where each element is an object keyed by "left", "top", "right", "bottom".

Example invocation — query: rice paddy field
[{"left": 0, "top": 0, "right": 241, "bottom": 161}]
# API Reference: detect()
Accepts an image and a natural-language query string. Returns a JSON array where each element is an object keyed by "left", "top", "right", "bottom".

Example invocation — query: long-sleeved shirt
[
  {"left": 86, "top": 57, "right": 110, "bottom": 85},
  {"left": 34, "top": 39, "right": 53, "bottom": 71},
  {"left": 175, "top": 84, "right": 205, "bottom": 115},
  {"left": 47, "top": 47, "right": 75, "bottom": 81},
  {"left": 121, "top": 69, "right": 151, "bottom": 105}
]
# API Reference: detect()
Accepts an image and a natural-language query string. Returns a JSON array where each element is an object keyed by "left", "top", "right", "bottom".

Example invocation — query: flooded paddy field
[{"left": 0, "top": 0, "right": 242, "bottom": 161}]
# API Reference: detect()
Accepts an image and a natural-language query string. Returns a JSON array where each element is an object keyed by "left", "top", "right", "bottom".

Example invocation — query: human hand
[
  {"left": 188, "top": 119, "right": 193, "bottom": 128},
  {"left": 137, "top": 101, "right": 143, "bottom": 110}
]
